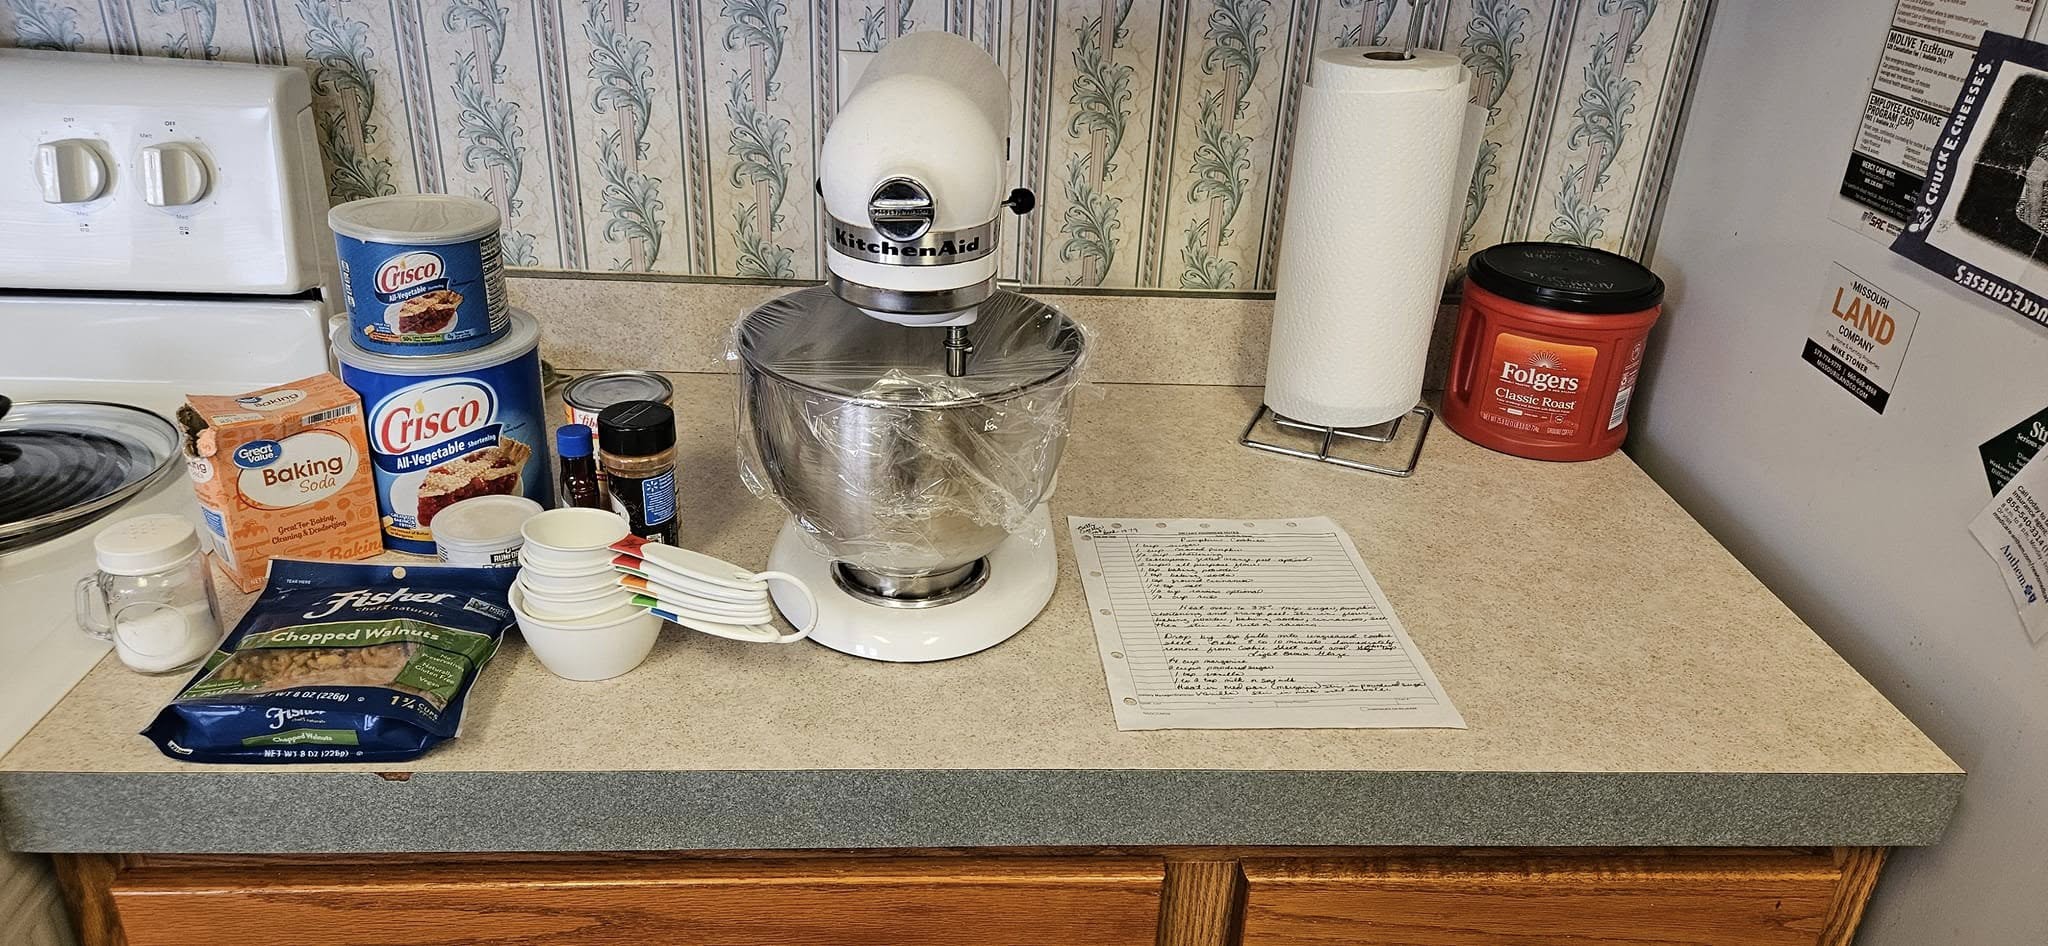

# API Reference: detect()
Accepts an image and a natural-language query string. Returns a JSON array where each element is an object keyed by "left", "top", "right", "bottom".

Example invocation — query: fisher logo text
[{"left": 374, "top": 251, "right": 448, "bottom": 302}]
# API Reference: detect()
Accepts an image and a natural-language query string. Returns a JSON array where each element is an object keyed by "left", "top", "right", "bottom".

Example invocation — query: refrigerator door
[{"left": 1639, "top": 4, "right": 2048, "bottom": 943}]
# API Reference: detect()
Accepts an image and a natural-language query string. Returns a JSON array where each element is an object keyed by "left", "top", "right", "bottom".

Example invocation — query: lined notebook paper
[{"left": 1069, "top": 517, "right": 1464, "bottom": 731}]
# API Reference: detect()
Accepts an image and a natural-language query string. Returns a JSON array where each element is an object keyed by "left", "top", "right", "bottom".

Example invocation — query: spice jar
[
  {"left": 74, "top": 514, "right": 222, "bottom": 674},
  {"left": 1442, "top": 242, "right": 1666, "bottom": 462},
  {"left": 598, "top": 400, "right": 679, "bottom": 545}
]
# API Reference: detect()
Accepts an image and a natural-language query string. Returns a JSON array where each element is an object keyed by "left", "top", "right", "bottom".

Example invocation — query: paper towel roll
[{"left": 1264, "top": 47, "right": 1479, "bottom": 429}]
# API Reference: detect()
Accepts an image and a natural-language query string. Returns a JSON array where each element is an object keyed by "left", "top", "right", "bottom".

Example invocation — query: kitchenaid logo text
[
  {"left": 372, "top": 380, "right": 496, "bottom": 456},
  {"left": 303, "top": 588, "right": 458, "bottom": 620},
  {"left": 834, "top": 227, "right": 980, "bottom": 258}
]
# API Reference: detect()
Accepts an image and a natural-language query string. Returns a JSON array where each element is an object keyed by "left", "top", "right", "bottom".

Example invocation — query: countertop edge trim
[{"left": 0, "top": 769, "right": 1964, "bottom": 853}]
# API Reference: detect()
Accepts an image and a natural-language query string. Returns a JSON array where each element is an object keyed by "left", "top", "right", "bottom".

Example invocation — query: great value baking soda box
[{"left": 180, "top": 373, "right": 384, "bottom": 592}]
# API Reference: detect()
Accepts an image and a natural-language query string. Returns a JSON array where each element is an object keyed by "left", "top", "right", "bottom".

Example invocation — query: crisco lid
[
  {"left": 1466, "top": 242, "right": 1665, "bottom": 315},
  {"left": 328, "top": 194, "right": 501, "bottom": 244},
  {"left": 433, "top": 495, "right": 543, "bottom": 550},
  {"left": 734, "top": 286, "right": 1086, "bottom": 406},
  {"left": 563, "top": 370, "right": 674, "bottom": 413}
]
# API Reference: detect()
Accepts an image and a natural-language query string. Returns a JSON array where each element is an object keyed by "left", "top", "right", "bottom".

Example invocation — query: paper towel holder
[{"left": 1239, "top": 403, "right": 1433, "bottom": 478}]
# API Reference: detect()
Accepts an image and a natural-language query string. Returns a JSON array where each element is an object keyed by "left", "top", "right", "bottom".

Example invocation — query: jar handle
[
  {"left": 1448, "top": 314, "right": 1485, "bottom": 407},
  {"left": 74, "top": 575, "right": 112, "bottom": 641}
]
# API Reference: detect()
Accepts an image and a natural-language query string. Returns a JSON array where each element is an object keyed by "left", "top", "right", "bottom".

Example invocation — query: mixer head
[{"left": 818, "top": 31, "right": 1034, "bottom": 332}]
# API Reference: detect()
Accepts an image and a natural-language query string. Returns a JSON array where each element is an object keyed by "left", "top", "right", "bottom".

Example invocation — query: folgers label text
[{"left": 1482, "top": 332, "right": 1601, "bottom": 439}]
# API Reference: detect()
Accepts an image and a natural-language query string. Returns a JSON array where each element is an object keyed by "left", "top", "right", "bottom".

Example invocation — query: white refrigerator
[{"left": 1640, "top": 0, "right": 2048, "bottom": 941}]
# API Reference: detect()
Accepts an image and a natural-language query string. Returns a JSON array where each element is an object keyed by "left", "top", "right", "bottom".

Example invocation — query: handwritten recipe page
[{"left": 1069, "top": 517, "right": 1464, "bottom": 730}]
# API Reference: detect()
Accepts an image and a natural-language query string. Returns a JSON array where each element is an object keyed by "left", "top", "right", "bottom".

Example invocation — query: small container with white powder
[
  {"left": 75, "top": 515, "right": 222, "bottom": 674},
  {"left": 433, "top": 495, "right": 544, "bottom": 567}
]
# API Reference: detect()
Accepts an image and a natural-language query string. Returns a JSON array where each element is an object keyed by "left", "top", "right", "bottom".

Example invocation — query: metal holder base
[{"left": 1239, "top": 403, "right": 1433, "bottom": 477}]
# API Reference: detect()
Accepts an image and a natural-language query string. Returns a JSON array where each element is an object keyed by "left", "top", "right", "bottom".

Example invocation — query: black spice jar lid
[
  {"left": 598, "top": 400, "right": 676, "bottom": 456},
  {"left": 1466, "top": 241, "right": 1665, "bottom": 314}
]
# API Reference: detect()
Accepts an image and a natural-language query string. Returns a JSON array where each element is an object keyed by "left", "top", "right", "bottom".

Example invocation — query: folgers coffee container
[
  {"left": 1442, "top": 242, "right": 1665, "bottom": 461},
  {"left": 334, "top": 308, "right": 552, "bottom": 553},
  {"left": 331, "top": 195, "right": 509, "bottom": 355}
]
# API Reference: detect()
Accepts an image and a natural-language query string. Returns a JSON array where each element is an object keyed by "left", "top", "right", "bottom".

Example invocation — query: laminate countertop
[{"left": 0, "top": 377, "right": 1961, "bottom": 853}]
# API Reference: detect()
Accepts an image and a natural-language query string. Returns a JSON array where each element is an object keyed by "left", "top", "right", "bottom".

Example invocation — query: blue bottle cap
[{"left": 555, "top": 423, "right": 593, "bottom": 458}]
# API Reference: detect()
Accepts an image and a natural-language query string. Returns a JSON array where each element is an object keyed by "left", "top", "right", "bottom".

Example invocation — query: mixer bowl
[{"left": 736, "top": 288, "right": 1086, "bottom": 594}]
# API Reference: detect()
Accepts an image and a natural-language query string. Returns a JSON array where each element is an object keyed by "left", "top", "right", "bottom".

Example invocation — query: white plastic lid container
[
  {"left": 434, "top": 495, "right": 544, "bottom": 567},
  {"left": 327, "top": 194, "right": 501, "bottom": 244},
  {"left": 93, "top": 514, "right": 201, "bottom": 574}
]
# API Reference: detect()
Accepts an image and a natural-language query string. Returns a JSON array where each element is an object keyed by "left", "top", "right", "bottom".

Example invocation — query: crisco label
[
  {"left": 367, "top": 379, "right": 502, "bottom": 475},
  {"left": 373, "top": 251, "right": 448, "bottom": 303},
  {"left": 336, "top": 317, "right": 550, "bottom": 555},
  {"left": 1481, "top": 332, "right": 1600, "bottom": 439},
  {"left": 334, "top": 225, "right": 507, "bottom": 355}
]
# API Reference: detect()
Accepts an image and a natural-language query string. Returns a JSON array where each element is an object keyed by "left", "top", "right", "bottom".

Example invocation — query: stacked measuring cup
[
  {"left": 508, "top": 508, "right": 812, "bottom": 680},
  {"left": 511, "top": 508, "right": 658, "bottom": 680}
]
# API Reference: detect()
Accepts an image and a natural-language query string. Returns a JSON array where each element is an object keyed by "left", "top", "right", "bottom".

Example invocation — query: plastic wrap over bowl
[{"left": 734, "top": 287, "right": 1087, "bottom": 581}]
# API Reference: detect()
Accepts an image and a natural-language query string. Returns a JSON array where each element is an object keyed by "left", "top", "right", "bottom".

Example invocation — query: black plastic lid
[
  {"left": 597, "top": 400, "right": 675, "bottom": 456},
  {"left": 1466, "top": 242, "right": 1665, "bottom": 315}
]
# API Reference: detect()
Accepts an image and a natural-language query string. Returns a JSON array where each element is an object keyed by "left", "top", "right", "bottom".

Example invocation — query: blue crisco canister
[
  {"left": 334, "top": 308, "right": 552, "bottom": 554},
  {"left": 330, "top": 195, "right": 509, "bottom": 356}
]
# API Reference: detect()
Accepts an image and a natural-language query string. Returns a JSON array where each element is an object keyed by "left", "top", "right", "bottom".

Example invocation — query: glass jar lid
[
  {"left": 92, "top": 513, "right": 200, "bottom": 575},
  {"left": 734, "top": 287, "right": 1087, "bottom": 406}
]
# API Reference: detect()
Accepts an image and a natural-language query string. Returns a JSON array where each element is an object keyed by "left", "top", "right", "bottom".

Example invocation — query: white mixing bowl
[{"left": 509, "top": 584, "right": 661, "bottom": 681}]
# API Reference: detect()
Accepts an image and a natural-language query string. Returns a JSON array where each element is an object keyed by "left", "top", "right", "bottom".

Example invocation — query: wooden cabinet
[
  {"left": 100, "top": 856, "right": 1166, "bottom": 946},
  {"left": 55, "top": 848, "right": 1889, "bottom": 946},
  {"left": 1238, "top": 852, "right": 1860, "bottom": 946}
]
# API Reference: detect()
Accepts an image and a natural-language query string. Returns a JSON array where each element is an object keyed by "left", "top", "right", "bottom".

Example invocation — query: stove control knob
[
  {"left": 140, "top": 142, "right": 211, "bottom": 207},
  {"left": 35, "top": 138, "right": 110, "bottom": 204}
]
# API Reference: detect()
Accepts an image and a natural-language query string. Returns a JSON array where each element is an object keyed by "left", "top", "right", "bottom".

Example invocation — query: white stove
[{"left": 0, "top": 51, "right": 335, "bottom": 943}]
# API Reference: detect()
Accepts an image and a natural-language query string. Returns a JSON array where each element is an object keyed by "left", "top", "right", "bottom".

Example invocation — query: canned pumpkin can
[
  {"left": 334, "top": 308, "right": 553, "bottom": 554},
  {"left": 330, "top": 195, "right": 509, "bottom": 356}
]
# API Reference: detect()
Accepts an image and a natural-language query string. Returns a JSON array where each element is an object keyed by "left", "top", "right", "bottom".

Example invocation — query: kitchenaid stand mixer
[{"left": 733, "top": 32, "right": 1086, "bottom": 662}]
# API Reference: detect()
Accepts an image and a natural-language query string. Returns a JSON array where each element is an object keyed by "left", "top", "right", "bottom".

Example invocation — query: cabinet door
[
  {"left": 1240, "top": 852, "right": 1843, "bottom": 946},
  {"left": 108, "top": 855, "right": 1166, "bottom": 946}
]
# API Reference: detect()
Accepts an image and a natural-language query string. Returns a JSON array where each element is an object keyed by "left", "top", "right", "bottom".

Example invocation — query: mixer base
[{"left": 766, "top": 509, "right": 1057, "bottom": 662}]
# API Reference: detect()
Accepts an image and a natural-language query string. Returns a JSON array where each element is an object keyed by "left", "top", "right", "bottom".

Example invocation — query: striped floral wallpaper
[{"left": 2, "top": 0, "right": 1706, "bottom": 290}]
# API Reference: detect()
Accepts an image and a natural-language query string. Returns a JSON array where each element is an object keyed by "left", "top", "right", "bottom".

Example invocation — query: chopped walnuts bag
[{"left": 143, "top": 560, "right": 516, "bottom": 764}]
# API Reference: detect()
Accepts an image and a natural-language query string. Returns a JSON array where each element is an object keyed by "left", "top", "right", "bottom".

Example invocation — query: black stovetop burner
[
  {"left": 0, "top": 401, "right": 182, "bottom": 553},
  {"left": 0, "top": 429, "right": 153, "bottom": 526}
]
